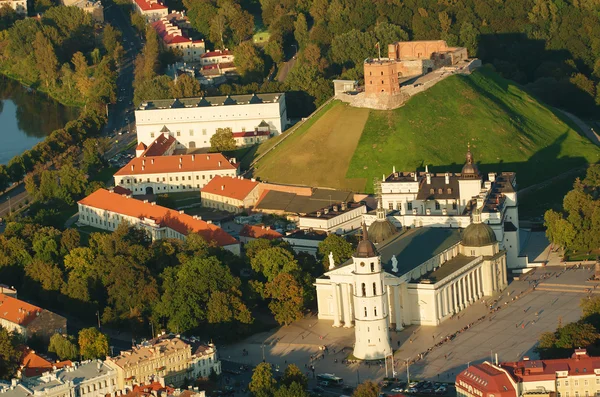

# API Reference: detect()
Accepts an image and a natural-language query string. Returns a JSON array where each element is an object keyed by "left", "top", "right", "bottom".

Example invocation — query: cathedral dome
[
  {"left": 462, "top": 222, "right": 497, "bottom": 247},
  {"left": 368, "top": 219, "right": 397, "bottom": 244},
  {"left": 355, "top": 224, "right": 378, "bottom": 258}
]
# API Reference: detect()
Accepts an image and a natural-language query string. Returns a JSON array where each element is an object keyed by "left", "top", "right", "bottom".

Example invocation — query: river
[{"left": 0, "top": 77, "right": 79, "bottom": 165}]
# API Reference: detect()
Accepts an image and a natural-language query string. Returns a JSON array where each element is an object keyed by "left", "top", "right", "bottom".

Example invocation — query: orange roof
[
  {"left": 143, "top": 133, "right": 176, "bottom": 157},
  {"left": 114, "top": 153, "right": 237, "bottom": 176},
  {"left": 456, "top": 363, "right": 515, "bottom": 396},
  {"left": 136, "top": 142, "right": 147, "bottom": 151},
  {"left": 0, "top": 293, "right": 42, "bottom": 326},
  {"left": 20, "top": 348, "right": 71, "bottom": 377},
  {"left": 133, "top": 0, "right": 167, "bottom": 12},
  {"left": 125, "top": 382, "right": 174, "bottom": 397},
  {"left": 240, "top": 224, "right": 282, "bottom": 240},
  {"left": 201, "top": 175, "right": 259, "bottom": 201},
  {"left": 78, "top": 189, "right": 238, "bottom": 247}
]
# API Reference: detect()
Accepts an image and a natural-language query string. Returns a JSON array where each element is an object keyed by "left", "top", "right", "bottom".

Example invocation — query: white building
[
  {"left": 77, "top": 188, "right": 240, "bottom": 254},
  {"left": 132, "top": 0, "right": 168, "bottom": 21},
  {"left": 114, "top": 148, "right": 239, "bottom": 195},
  {"left": 282, "top": 229, "right": 328, "bottom": 257},
  {"left": 370, "top": 145, "right": 524, "bottom": 269},
  {"left": 0, "top": 0, "right": 26, "bottom": 15},
  {"left": 316, "top": 207, "right": 508, "bottom": 359},
  {"left": 152, "top": 13, "right": 205, "bottom": 63},
  {"left": 134, "top": 93, "right": 287, "bottom": 150},
  {"left": 298, "top": 202, "right": 366, "bottom": 234},
  {"left": 200, "top": 50, "right": 234, "bottom": 66},
  {"left": 0, "top": 361, "right": 118, "bottom": 397}
]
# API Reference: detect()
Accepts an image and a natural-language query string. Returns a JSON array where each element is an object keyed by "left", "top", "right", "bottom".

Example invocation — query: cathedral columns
[
  {"left": 453, "top": 282, "right": 460, "bottom": 313},
  {"left": 478, "top": 267, "right": 484, "bottom": 298},
  {"left": 468, "top": 272, "right": 475, "bottom": 303},
  {"left": 459, "top": 278, "right": 466, "bottom": 309},
  {"left": 445, "top": 286, "right": 451, "bottom": 315},
  {"left": 332, "top": 283, "right": 342, "bottom": 327},
  {"left": 437, "top": 290, "right": 444, "bottom": 320},
  {"left": 343, "top": 283, "right": 353, "bottom": 328},
  {"left": 394, "top": 286, "right": 403, "bottom": 330}
]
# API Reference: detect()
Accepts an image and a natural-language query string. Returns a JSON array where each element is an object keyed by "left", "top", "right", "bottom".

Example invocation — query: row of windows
[
  {"left": 558, "top": 378, "right": 599, "bottom": 387},
  {"left": 80, "top": 379, "right": 115, "bottom": 394},
  {"left": 387, "top": 201, "right": 457, "bottom": 211},
  {"left": 557, "top": 391, "right": 597, "bottom": 397},
  {"left": 124, "top": 174, "right": 217, "bottom": 184}
]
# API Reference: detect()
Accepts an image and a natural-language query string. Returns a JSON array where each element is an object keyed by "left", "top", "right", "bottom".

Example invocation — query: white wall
[
  {"left": 135, "top": 97, "right": 287, "bottom": 150},
  {"left": 298, "top": 206, "right": 366, "bottom": 234},
  {"left": 0, "top": 0, "right": 26, "bottom": 15}
]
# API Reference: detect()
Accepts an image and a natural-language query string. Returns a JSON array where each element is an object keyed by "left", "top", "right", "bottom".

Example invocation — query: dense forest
[{"left": 175, "top": 0, "right": 600, "bottom": 117}]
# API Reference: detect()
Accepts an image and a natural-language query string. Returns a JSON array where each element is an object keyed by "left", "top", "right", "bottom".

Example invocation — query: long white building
[
  {"left": 77, "top": 188, "right": 240, "bottom": 254},
  {"left": 0, "top": 0, "right": 26, "bottom": 15},
  {"left": 135, "top": 93, "right": 287, "bottom": 150},
  {"left": 367, "top": 145, "right": 524, "bottom": 269}
]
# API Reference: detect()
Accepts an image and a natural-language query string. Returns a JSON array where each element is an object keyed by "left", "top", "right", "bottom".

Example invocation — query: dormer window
[
  {"left": 438, "top": 188, "right": 442, "bottom": 194},
  {"left": 430, "top": 188, "right": 434, "bottom": 194},
  {"left": 447, "top": 188, "right": 452, "bottom": 194}
]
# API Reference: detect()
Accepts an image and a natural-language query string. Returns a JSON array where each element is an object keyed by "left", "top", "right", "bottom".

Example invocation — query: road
[
  {"left": 276, "top": 57, "right": 297, "bottom": 82},
  {"left": 102, "top": 0, "right": 141, "bottom": 139},
  {"left": 0, "top": 184, "right": 28, "bottom": 219},
  {"left": 556, "top": 108, "right": 600, "bottom": 146}
]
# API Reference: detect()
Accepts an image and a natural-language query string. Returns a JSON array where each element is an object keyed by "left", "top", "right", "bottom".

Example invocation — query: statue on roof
[
  {"left": 328, "top": 252, "right": 335, "bottom": 270},
  {"left": 391, "top": 254, "right": 398, "bottom": 272}
]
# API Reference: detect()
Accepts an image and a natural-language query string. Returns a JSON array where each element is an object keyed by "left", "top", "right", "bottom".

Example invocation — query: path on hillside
[
  {"left": 556, "top": 109, "right": 600, "bottom": 146},
  {"left": 517, "top": 166, "right": 587, "bottom": 198}
]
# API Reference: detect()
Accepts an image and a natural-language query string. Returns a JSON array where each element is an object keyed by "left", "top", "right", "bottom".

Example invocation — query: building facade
[
  {"left": 238, "top": 225, "right": 283, "bottom": 244},
  {"left": 114, "top": 152, "right": 238, "bottom": 195},
  {"left": 77, "top": 188, "right": 240, "bottom": 254},
  {"left": 151, "top": 13, "right": 205, "bottom": 63},
  {"left": 456, "top": 349, "right": 600, "bottom": 397},
  {"left": 200, "top": 50, "right": 234, "bottom": 66},
  {"left": 200, "top": 176, "right": 260, "bottom": 213},
  {"left": 315, "top": 208, "right": 508, "bottom": 353},
  {"left": 106, "top": 335, "right": 221, "bottom": 389},
  {"left": 134, "top": 93, "right": 287, "bottom": 150},
  {"left": 298, "top": 202, "right": 366, "bottom": 234},
  {"left": 0, "top": 294, "right": 67, "bottom": 341},
  {"left": 0, "top": 0, "right": 26, "bottom": 15},
  {"left": 367, "top": 146, "right": 524, "bottom": 269},
  {"left": 132, "top": 0, "right": 168, "bottom": 21}
]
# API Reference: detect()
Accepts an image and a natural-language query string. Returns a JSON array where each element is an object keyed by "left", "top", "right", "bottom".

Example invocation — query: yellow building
[{"left": 200, "top": 175, "right": 260, "bottom": 213}]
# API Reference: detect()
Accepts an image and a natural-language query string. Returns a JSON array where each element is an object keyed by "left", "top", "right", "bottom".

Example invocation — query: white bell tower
[{"left": 352, "top": 224, "right": 392, "bottom": 360}]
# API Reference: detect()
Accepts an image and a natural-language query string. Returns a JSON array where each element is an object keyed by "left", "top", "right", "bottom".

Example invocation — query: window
[
  {"left": 565, "top": 381, "right": 569, "bottom": 386},
  {"left": 435, "top": 201, "right": 440, "bottom": 210},
  {"left": 175, "top": 177, "right": 178, "bottom": 181},
  {"left": 361, "top": 283, "right": 366, "bottom": 296},
  {"left": 364, "top": 307, "right": 367, "bottom": 317},
  {"left": 447, "top": 188, "right": 452, "bottom": 194},
  {"left": 586, "top": 380, "right": 589, "bottom": 386},
  {"left": 452, "top": 201, "right": 457, "bottom": 210},
  {"left": 188, "top": 176, "right": 191, "bottom": 180},
  {"left": 176, "top": 131, "right": 181, "bottom": 137},
  {"left": 396, "top": 202, "right": 402, "bottom": 210},
  {"left": 381, "top": 71, "right": 383, "bottom": 76},
  {"left": 150, "top": 132, "right": 155, "bottom": 138},
  {"left": 374, "top": 307, "right": 377, "bottom": 316},
  {"left": 438, "top": 188, "right": 442, "bottom": 194},
  {"left": 407, "top": 202, "right": 413, "bottom": 211},
  {"left": 430, "top": 188, "right": 434, "bottom": 194},
  {"left": 189, "top": 129, "right": 194, "bottom": 136},
  {"left": 373, "top": 282, "right": 377, "bottom": 295},
  {"left": 202, "top": 129, "right": 207, "bottom": 135},
  {"left": 388, "top": 202, "right": 393, "bottom": 210},
  {"left": 371, "top": 263, "right": 375, "bottom": 272},
  {"left": 575, "top": 380, "right": 579, "bottom": 386}
]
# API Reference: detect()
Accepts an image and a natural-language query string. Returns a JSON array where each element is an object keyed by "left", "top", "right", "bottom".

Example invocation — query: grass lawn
[
  {"left": 348, "top": 66, "right": 600, "bottom": 192},
  {"left": 254, "top": 100, "right": 371, "bottom": 191}
]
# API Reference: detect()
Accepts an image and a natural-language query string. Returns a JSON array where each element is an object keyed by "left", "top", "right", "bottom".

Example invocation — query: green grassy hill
[{"left": 253, "top": 66, "right": 599, "bottom": 194}]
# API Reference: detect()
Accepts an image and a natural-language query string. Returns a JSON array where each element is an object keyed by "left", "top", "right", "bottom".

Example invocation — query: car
[
  {"left": 435, "top": 387, "right": 447, "bottom": 395},
  {"left": 391, "top": 388, "right": 404, "bottom": 393},
  {"left": 407, "top": 388, "right": 418, "bottom": 393},
  {"left": 318, "top": 381, "right": 329, "bottom": 387}
]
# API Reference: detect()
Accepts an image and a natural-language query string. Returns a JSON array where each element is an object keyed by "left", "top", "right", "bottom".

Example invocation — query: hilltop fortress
[{"left": 335, "top": 40, "right": 481, "bottom": 110}]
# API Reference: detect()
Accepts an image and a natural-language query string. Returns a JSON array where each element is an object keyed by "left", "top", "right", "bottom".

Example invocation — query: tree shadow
[{"left": 477, "top": 33, "right": 599, "bottom": 118}]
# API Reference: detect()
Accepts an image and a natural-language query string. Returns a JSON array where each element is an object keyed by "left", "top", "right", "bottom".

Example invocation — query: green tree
[
  {"left": 249, "top": 362, "right": 276, "bottom": 397},
  {"left": 251, "top": 247, "right": 299, "bottom": 281},
  {"left": 285, "top": 64, "right": 331, "bottom": 108},
  {"left": 274, "top": 382, "right": 309, "bottom": 397},
  {"left": 281, "top": 364, "right": 308, "bottom": 389},
  {"left": 48, "top": 333, "right": 79, "bottom": 360},
  {"left": 0, "top": 326, "right": 20, "bottom": 380},
  {"left": 210, "top": 127, "right": 236, "bottom": 152},
  {"left": 131, "top": 12, "right": 146, "bottom": 34},
  {"left": 134, "top": 75, "right": 172, "bottom": 105},
  {"left": 0, "top": 4, "right": 17, "bottom": 31},
  {"left": 102, "top": 24, "right": 121, "bottom": 57},
  {"left": 459, "top": 21, "right": 479, "bottom": 56},
  {"left": 33, "top": 31, "right": 59, "bottom": 87},
  {"left": 82, "top": 138, "right": 103, "bottom": 172},
  {"left": 264, "top": 273, "right": 304, "bottom": 325},
  {"left": 234, "top": 41, "right": 265, "bottom": 81},
  {"left": 78, "top": 328, "right": 109, "bottom": 359},
  {"left": 293, "top": 13, "right": 309, "bottom": 49},
  {"left": 72, "top": 51, "right": 92, "bottom": 99},
  {"left": 184, "top": 0, "right": 216, "bottom": 37},
  {"left": 0, "top": 165, "right": 10, "bottom": 192},
  {"left": 318, "top": 234, "right": 354, "bottom": 270},
  {"left": 352, "top": 380, "right": 380, "bottom": 397},
  {"left": 170, "top": 74, "right": 203, "bottom": 98}
]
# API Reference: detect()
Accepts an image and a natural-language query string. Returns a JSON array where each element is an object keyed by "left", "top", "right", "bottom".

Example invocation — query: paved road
[
  {"left": 557, "top": 109, "right": 600, "bottom": 146},
  {"left": 276, "top": 57, "right": 297, "bottom": 83},
  {"left": 0, "top": 184, "right": 29, "bottom": 219}
]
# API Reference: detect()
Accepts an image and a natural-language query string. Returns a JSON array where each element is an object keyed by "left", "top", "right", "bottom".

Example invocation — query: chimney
[
  {"left": 251, "top": 178, "right": 256, "bottom": 182},
  {"left": 142, "top": 159, "right": 145, "bottom": 166},
  {"left": 151, "top": 158, "right": 154, "bottom": 164},
  {"left": 411, "top": 172, "right": 417, "bottom": 181},
  {"left": 426, "top": 173, "right": 431, "bottom": 185},
  {"left": 206, "top": 155, "right": 210, "bottom": 160},
  {"left": 151, "top": 202, "right": 156, "bottom": 206},
  {"left": 341, "top": 202, "right": 346, "bottom": 211},
  {"left": 142, "top": 166, "right": 145, "bottom": 171},
  {"left": 218, "top": 161, "right": 221, "bottom": 167},
  {"left": 393, "top": 166, "right": 396, "bottom": 174},
  {"left": 230, "top": 157, "right": 236, "bottom": 164},
  {"left": 131, "top": 165, "right": 134, "bottom": 171},
  {"left": 143, "top": 200, "right": 149, "bottom": 203},
  {"left": 316, "top": 211, "right": 321, "bottom": 217},
  {"left": 324, "top": 208, "right": 329, "bottom": 214},
  {"left": 445, "top": 173, "right": 449, "bottom": 184},
  {"left": 489, "top": 172, "right": 496, "bottom": 182},
  {"left": 333, "top": 205, "right": 338, "bottom": 212},
  {"left": 179, "top": 210, "right": 184, "bottom": 214}
]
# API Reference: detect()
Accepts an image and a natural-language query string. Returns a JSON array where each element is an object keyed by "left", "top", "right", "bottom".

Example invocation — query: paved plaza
[{"left": 221, "top": 265, "right": 595, "bottom": 386}]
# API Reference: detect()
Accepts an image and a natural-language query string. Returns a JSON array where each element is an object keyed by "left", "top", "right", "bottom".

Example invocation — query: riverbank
[{"left": 0, "top": 64, "right": 85, "bottom": 108}]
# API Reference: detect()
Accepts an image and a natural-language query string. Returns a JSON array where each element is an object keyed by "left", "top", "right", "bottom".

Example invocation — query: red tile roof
[
  {"left": 201, "top": 175, "right": 259, "bottom": 201},
  {"left": 456, "top": 363, "right": 516, "bottom": 397},
  {"left": 133, "top": 0, "right": 167, "bottom": 12},
  {"left": 201, "top": 50, "right": 232, "bottom": 58},
  {"left": 151, "top": 18, "right": 204, "bottom": 46},
  {"left": 232, "top": 130, "right": 270, "bottom": 138},
  {"left": 20, "top": 348, "right": 71, "bottom": 378},
  {"left": 125, "top": 382, "right": 174, "bottom": 397},
  {"left": 501, "top": 349, "right": 600, "bottom": 382},
  {"left": 136, "top": 142, "right": 147, "bottom": 151},
  {"left": 143, "top": 133, "right": 176, "bottom": 157},
  {"left": 78, "top": 189, "right": 238, "bottom": 247},
  {"left": 239, "top": 224, "right": 282, "bottom": 240},
  {"left": 115, "top": 153, "right": 237, "bottom": 176},
  {"left": 0, "top": 294, "right": 42, "bottom": 326}
]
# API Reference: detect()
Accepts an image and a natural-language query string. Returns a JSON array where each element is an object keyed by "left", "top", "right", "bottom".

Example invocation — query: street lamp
[
  {"left": 291, "top": 44, "right": 298, "bottom": 59},
  {"left": 96, "top": 311, "right": 101, "bottom": 328},
  {"left": 406, "top": 358, "right": 410, "bottom": 385},
  {"left": 261, "top": 344, "right": 266, "bottom": 361}
]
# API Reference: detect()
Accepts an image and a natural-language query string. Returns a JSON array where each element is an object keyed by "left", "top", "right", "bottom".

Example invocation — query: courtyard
[{"left": 221, "top": 265, "right": 594, "bottom": 386}]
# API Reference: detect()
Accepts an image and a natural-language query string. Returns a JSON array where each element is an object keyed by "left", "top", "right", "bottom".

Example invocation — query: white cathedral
[{"left": 315, "top": 146, "right": 511, "bottom": 360}]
